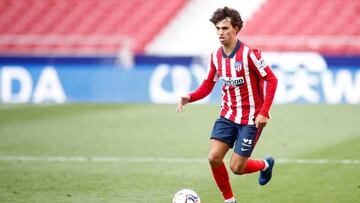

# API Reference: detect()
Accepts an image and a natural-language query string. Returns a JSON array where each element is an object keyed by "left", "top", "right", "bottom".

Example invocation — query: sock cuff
[{"left": 262, "top": 159, "right": 269, "bottom": 171}]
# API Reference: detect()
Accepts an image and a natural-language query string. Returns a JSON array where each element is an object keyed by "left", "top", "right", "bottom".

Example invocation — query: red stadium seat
[
  {"left": 241, "top": 0, "right": 360, "bottom": 55},
  {"left": 0, "top": 0, "right": 188, "bottom": 55},
  {"left": 0, "top": 0, "right": 358, "bottom": 55}
]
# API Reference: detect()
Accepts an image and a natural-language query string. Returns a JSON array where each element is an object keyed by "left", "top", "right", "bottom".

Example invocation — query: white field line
[{"left": 0, "top": 156, "right": 359, "bottom": 164}]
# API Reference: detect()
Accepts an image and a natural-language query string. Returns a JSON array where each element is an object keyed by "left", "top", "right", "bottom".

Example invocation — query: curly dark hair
[{"left": 209, "top": 7, "right": 243, "bottom": 31}]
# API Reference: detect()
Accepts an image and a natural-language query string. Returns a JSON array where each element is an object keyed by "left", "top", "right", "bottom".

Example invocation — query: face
[{"left": 215, "top": 18, "right": 238, "bottom": 46}]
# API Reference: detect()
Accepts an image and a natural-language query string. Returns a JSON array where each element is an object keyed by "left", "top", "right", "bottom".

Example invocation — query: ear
[{"left": 234, "top": 26, "right": 240, "bottom": 34}]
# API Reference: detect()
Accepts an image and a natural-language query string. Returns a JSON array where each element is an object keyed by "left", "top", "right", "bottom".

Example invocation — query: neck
[{"left": 223, "top": 38, "right": 238, "bottom": 55}]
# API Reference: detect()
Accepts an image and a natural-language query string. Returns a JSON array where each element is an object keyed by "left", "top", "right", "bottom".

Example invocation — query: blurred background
[
  {"left": 0, "top": 0, "right": 359, "bottom": 104},
  {"left": 0, "top": 1, "right": 359, "bottom": 202}
]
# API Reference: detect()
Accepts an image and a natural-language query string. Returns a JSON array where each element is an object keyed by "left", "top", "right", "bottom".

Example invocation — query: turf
[{"left": 0, "top": 104, "right": 359, "bottom": 203}]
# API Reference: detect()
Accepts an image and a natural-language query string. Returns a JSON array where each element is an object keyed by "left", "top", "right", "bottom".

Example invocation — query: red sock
[
  {"left": 211, "top": 162, "right": 233, "bottom": 200},
  {"left": 241, "top": 159, "right": 265, "bottom": 174}
]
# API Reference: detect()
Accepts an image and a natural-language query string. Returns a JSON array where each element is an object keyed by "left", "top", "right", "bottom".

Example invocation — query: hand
[
  {"left": 176, "top": 95, "right": 190, "bottom": 113},
  {"left": 255, "top": 114, "right": 268, "bottom": 128}
]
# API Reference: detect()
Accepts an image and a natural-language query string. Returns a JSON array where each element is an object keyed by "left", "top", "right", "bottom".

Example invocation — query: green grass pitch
[{"left": 0, "top": 104, "right": 359, "bottom": 203}]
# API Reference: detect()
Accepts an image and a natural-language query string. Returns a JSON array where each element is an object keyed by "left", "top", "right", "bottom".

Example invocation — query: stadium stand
[
  {"left": 148, "top": 0, "right": 360, "bottom": 56},
  {"left": 0, "top": 0, "right": 187, "bottom": 55},
  {"left": 240, "top": 0, "right": 360, "bottom": 55},
  {"left": 0, "top": 0, "right": 358, "bottom": 56}
]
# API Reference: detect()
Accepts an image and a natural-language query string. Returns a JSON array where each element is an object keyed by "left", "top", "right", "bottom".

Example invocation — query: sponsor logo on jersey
[
  {"left": 258, "top": 58, "right": 267, "bottom": 69},
  {"left": 222, "top": 76, "right": 244, "bottom": 86}
]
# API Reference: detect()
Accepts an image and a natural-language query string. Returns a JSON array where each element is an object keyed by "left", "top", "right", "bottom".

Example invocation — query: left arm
[
  {"left": 249, "top": 50, "right": 278, "bottom": 128},
  {"left": 259, "top": 66, "right": 278, "bottom": 119}
]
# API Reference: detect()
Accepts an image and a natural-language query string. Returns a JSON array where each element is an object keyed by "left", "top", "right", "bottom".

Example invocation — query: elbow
[
  {"left": 274, "top": 76, "right": 278, "bottom": 86},
  {"left": 268, "top": 74, "right": 278, "bottom": 86}
]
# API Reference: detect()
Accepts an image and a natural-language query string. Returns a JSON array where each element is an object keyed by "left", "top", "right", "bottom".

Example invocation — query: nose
[{"left": 218, "top": 29, "right": 224, "bottom": 36}]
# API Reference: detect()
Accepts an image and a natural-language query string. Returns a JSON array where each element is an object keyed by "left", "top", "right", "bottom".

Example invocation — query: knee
[
  {"left": 208, "top": 153, "right": 223, "bottom": 168},
  {"left": 230, "top": 161, "right": 246, "bottom": 175}
]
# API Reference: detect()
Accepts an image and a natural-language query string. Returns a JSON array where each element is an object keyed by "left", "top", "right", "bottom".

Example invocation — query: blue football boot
[{"left": 259, "top": 156, "right": 275, "bottom": 185}]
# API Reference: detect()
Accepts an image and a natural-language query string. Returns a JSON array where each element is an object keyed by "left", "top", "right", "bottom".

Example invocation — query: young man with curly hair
[{"left": 176, "top": 7, "right": 278, "bottom": 203}]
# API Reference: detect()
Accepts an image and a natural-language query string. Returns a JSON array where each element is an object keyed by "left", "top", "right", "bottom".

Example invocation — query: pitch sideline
[{"left": 0, "top": 156, "right": 359, "bottom": 164}]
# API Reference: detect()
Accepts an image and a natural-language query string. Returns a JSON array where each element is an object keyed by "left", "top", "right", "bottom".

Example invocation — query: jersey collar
[{"left": 222, "top": 39, "right": 241, "bottom": 58}]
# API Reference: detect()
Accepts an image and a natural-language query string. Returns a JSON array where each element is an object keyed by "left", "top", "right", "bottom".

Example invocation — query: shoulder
[
  {"left": 209, "top": 47, "right": 222, "bottom": 61},
  {"left": 248, "top": 48, "right": 268, "bottom": 71},
  {"left": 247, "top": 47, "right": 262, "bottom": 58},
  {"left": 215, "top": 46, "right": 223, "bottom": 56},
  {"left": 234, "top": 42, "right": 260, "bottom": 59},
  {"left": 247, "top": 47, "right": 264, "bottom": 62}
]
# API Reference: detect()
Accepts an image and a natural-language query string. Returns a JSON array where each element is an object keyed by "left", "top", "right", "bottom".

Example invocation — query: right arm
[
  {"left": 176, "top": 79, "right": 216, "bottom": 112},
  {"left": 176, "top": 54, "right": 218, "bottom": 113}
]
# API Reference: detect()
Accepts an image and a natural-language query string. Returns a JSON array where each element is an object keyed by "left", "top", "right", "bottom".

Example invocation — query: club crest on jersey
[
  {"left": 234, "top": 61, "right": 242, "bottom": 71},
  {"left": 222, "top": 76, "right": 244, "bottom": 86}
]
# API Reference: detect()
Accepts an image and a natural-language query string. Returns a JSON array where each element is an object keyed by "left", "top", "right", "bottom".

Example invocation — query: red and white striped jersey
[{"left": 190, "top": 40, "right": 277, "bottom": 125}]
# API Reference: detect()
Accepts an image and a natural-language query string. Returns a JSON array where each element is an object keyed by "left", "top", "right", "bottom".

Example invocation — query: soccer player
[{"left": 176, "top": 7, "right": 278, "bottom": 203}]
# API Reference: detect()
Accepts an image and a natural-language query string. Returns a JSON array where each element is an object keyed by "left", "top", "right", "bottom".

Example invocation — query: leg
[
  {"left": 230, "top": 125, "right": 266, "bottom": 175},
  {"left": 209, "top": 117, "right": 238, "bottom": 201},
  {"left": 209, "top": 139, "right": 235, "bottom": 201},
  {"left": 208, "top": 139, "right": 230, "bottom": 168},
  {"left": 230, "top": 152, "right": 266, "bottom": 175},
  {"left": 229, "top": 152, "right": 248, "bottom": 175}
]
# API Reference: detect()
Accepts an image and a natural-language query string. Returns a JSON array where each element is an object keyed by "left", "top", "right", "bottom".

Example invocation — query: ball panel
[{"left": 172, "top": 189, "right": 201, "bottom": 203}]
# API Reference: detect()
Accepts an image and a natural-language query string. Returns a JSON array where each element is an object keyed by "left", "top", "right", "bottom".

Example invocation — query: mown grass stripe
[{"left": 0, "top": 156, "right": 359, "bottom": 164}]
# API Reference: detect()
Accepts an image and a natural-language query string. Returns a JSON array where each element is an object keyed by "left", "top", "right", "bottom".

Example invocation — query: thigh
[
  {"left": 208, "top": 139, "right": 230, "bottom": 168},
  {"left": 210, "top": 117, "right": 238, "bottom": 148},
  {"left": 234, "top": 125, "right": 262, "bottom": 157},
  {"left": 209, "top": 138, "right": 231, "bottom": 159}
]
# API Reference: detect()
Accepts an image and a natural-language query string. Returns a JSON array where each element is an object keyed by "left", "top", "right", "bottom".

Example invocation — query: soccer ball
[{"left": 172, "top": 189, "right": 201, "bottom": 203}]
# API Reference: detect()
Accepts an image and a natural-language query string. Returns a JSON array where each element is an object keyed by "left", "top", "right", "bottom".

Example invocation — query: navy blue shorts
[{"left": 211, "top": 116, "right": 263, "bottom": 157}]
